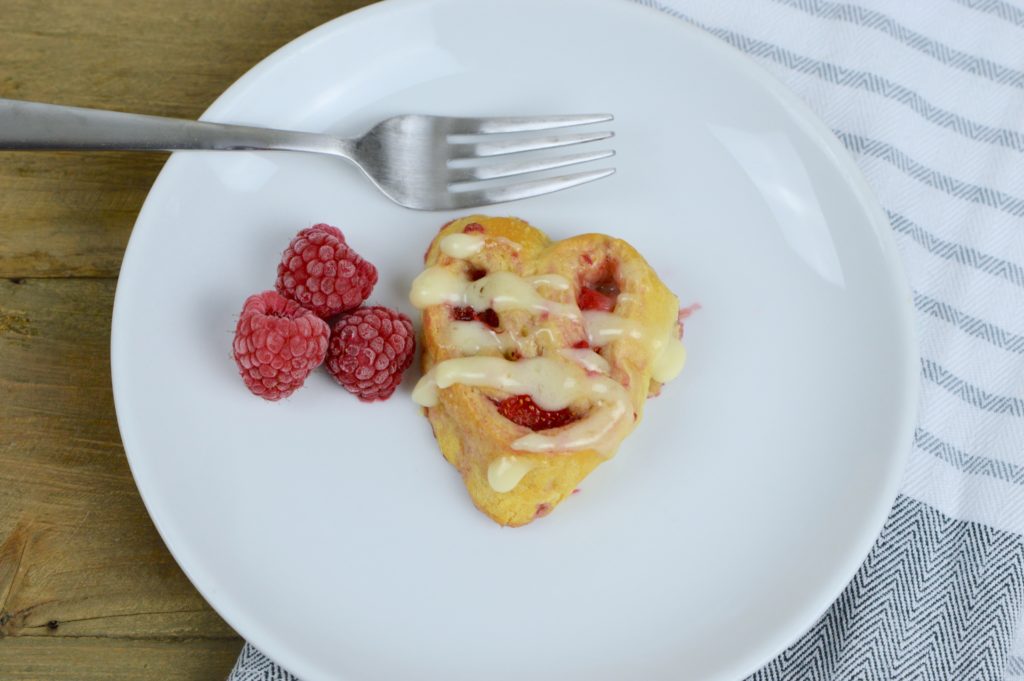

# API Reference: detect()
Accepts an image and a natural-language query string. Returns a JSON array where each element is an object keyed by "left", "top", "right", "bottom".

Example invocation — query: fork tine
[
  {"left": 448, "top": 168, "right": 615, "bottom": 208},
  {"left": 447, "top": 114, "right": 613, "bottom": 135},
  {"left": 450, "top": 131, "right": 613, "bottom": 159},
  {"left": 448, "top": 149, "right": 615, "bottom": 183}
]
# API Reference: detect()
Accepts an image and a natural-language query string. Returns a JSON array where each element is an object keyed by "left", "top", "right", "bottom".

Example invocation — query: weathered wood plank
[
  {"left": 0, "top": 2, "right": 380, "bottom": 676},
  {"left": 0, "top": 637, "right": 240, "bottom": 681},
  {"left": 0, "top": 153, "right": 166, "bottom": 278},
  {"left": 0, "top": 0, "right": 375, "bottom": 279},
  {"left": 0, "top": 279, "right": 237, "bottom": 652}
]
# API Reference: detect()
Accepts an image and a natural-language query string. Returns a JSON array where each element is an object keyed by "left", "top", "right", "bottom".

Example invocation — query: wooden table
[{"left": 0, "top": 2, "right": 374, "bottom": 678}]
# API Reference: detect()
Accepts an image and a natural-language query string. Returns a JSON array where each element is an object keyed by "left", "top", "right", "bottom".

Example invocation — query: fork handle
[{"left": 0, "top": 98, "right": 353, "bottom": 157}]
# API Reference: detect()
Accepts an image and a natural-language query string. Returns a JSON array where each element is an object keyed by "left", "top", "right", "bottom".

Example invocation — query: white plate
[{"left": 111, "top": 1, "right": 918, "bottom": 679}]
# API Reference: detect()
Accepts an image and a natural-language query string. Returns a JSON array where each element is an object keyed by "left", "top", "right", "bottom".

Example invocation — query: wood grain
[
  {"left": 0, "top": 638, "right": 241, "bottom": 681},
  {"left": 0, "top": 0, "right": 374, "bottom": 279},
  {"left": 0, "top": 279, "right": 238, "bottom": 675},
  {"left": 0, "top": 0, "right": 376, "bottom": 678}
]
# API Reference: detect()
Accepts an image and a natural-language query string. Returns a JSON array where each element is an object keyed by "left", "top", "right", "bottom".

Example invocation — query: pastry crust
[{"left": 417, "top": 215, "right": 682, "bottom": 526}]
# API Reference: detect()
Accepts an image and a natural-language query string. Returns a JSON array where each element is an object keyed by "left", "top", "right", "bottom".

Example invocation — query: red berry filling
[
  {"left": 572, "top": 339, "right": 590, "bottom": 349},
  {"left": 451, "top": 306, "right": 499, "bottom": 329},
  {"left": 677, "top": 302, "right": 701, "bottom": 339},
  {"left": 578, "top": 286, "right": 617, "bottom": 312},
  {"left": 496, "top": 394, "right": 579, "bottom": 431},
  {"left": 577, "top": 256, "right": 621, "bottom": 311},
  {"left": 477, "top": 308, "right": 499, "bottom": 328},
  {"left": 467, "top": 266, "right": 487, "bottom": 281},
  {"left": 452, "top": 306, "right": 476, "bottom": 322},
  {"left": 463, "top": 222, "right": 485, "bottom": 233}
]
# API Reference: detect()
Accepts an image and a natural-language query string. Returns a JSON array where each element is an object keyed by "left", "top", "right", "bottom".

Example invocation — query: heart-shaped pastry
[{"left": 410, "top": 215, "right": 686, "bottom": 526}]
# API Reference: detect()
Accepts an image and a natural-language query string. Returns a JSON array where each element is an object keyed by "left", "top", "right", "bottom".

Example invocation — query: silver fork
[{"left": 0, "top": 99, "right": 615, "bottom": 210}]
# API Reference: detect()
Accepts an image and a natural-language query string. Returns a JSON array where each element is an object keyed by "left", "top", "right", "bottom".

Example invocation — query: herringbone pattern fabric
[
  {"left": 230, "top": 644, "right": 298, "bottom": 681},
  {"left": 751, "top": 496, "right": 1024, "bottom": 680}
]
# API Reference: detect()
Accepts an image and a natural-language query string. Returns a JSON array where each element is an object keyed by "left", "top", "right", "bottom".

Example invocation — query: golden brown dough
[{"left": 413, "top": 215, "right": 683, "bottom": 526}]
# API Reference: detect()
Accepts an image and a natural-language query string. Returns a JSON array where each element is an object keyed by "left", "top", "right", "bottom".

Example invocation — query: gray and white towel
[{"left": 230, "top": 1, "right": 1024, "bottom": 678}]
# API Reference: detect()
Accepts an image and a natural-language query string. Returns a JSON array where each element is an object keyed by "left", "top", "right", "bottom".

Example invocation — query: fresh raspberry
[
  {"left": 232, "top": 291, "right": 330, "bottom": 401},
  {"left": 496, "top": 394, "right": 578, "bottom": 431},
  {"left": 326, "top": 306, "right": 415, "bottom": 402},
  {"left": 308, "top": 223, "right": 346, "bottom": 244},
  {"left": 275, "top": 224, "right": 377, "bottom": 318}
]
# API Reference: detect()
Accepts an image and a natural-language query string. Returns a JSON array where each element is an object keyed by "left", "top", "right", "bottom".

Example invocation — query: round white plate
[{"left": 111, "top": 1, "right": 918, "bottom": 680}]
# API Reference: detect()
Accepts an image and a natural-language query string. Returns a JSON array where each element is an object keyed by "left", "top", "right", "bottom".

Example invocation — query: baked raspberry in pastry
[{"left": 410, "top": 215, "right": 686, "bottom": 526}]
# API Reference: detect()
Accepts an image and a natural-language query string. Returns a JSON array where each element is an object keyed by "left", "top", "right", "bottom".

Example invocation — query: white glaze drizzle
[
  {"left": 411, "top": 357, "right": 631, "bottom": 457},
  {"left": 447, "top": 322, "right": 520, "bottom": 355},
  {"left": 411, "top": 231, "right": 686, "bottom": 491},
  {"left": 438, "top": 233, "right": 522, "bottom": 259},
  {"left": 583, "top": 311, "right": 686, "bottom": 383},
  {"left": 558, "top": 348, "right": 611, "bottom": 374},
  {"left": 410, "top": 267, "right": 579, "bottom": 320},
  {"left": 487, "top": 456, "right": 537, "bottom": 493},
  {"left": 440, "top": 233, "right": 486, "bottom": 258}
]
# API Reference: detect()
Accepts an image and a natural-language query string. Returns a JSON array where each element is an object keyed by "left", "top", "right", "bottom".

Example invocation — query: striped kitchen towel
[{"left": 230, "top": 1, "right": 1024, "bottom": 679}]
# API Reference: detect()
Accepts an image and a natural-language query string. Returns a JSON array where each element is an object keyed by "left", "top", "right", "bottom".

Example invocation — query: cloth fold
[{"left": 231, "top": 1, "right": 1024, "bottom": 678}]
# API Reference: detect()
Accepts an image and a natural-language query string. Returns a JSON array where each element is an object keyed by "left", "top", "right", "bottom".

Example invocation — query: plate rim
[{"left": 110, "top": 1, "right": 920, "bottom": 679}]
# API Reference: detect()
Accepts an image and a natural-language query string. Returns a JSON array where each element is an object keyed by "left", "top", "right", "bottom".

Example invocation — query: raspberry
[
  {"left": 496, "top": 394, "right": 578, "bottom": 431},
  {"left": 307, "top": 223, "right": 346, "bottom": 244},
  {"left": 275, "top": 223, "right": 377, "bottom": 318},
  {"left": 232, "top": 291, "right": 330, "bottom": 401},
  {"left": 326, "top": 306, "right": 415, "bottom": 402}
]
